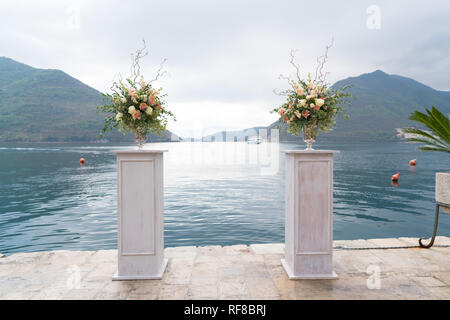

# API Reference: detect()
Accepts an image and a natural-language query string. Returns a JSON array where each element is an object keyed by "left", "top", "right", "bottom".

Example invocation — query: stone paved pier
[{"left": 1, "top": 237, "right": 450, "bottom": 300}]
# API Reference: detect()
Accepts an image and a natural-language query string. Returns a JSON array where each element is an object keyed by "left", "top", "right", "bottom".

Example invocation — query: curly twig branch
[
  {"left": 314, "top": 37, "right": 334, "bottom": 85},
  {"left": 130, "top": 39, "right": 149, "bottom": 83},
  {"left": 274, "top": 38, "right": 335, "bottom": 97},
  {"left": 274, "top": 73, "right": 295, "bottom": 96},
  {"left": 127, "top": 39, "right": 168, "bottom": 86},
  {"left": 289, "top": 49, "right": 302, "bottom": 83},
  {"left": 148, "top": 58, "right": 168, "bottom": 84},
  {"left": 109, "top": 73, "right": 123, "bottom": 94},
  {"left": 273, "top": 88, "right": 291, "bottom": 96}
]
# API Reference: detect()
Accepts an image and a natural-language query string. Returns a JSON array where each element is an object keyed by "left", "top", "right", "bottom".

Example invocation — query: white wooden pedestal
[
  {"left": 281, "top": 150, "right": 339, "bottom": 279},
  {"left": 112, "top": 150, "right": 168, "bottom": 280}
]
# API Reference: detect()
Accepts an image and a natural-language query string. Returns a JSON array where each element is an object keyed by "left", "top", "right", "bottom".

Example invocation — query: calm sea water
[{"left": 0, "top": 141, "right": 449, "bottom": 255}]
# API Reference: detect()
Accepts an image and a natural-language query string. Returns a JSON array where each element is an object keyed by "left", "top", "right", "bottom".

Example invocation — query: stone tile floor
[{"left": 1, "top": 237, "right": 449, "bottom": 300}]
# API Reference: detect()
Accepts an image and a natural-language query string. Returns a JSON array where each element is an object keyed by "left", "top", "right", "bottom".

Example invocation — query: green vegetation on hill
[
  {"left": 270, "top": 70, "right": 450, "bottom": 142},
  {"left": 1, "top": 57, "right": 449, "bottom": 143},
  {"left": 0, "top": 57, "right": 177, "bottom": 142}
]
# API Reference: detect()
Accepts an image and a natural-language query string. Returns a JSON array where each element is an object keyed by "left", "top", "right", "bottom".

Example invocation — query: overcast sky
[{"left": 1, "top": 0, "right": 449, "bottom": 137}]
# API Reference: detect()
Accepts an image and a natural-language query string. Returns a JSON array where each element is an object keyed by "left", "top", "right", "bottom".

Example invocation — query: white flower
[
  {"left": 128, "top": 106, "right": 136, "bottom": 115},
  {"left": 299, "top": 99, "right": 306, "bottom": 106},
  {"left": 315, "top": 98, "right": 325, "bottom": 107},
  {"left": 120, "top": 97, "right": 127, "bottom": 103},
  {"left": 116, "top": 112, "right": 123, "bottom": 121},
  {"left": 310, "top": 103, "right": 315, "bottom": 108},
  {"left": 145, "top": 107, "right": 153, "bottom": 115}
]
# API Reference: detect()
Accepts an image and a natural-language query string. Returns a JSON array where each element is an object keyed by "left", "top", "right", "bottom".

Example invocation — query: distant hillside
[
  {"left": 201, "top": 70, "right": 450, "bottom": 143},
  {"left": 200, "top": 127, "right": 267, "bottom": 142},
  {"left": 0, "top": 57, "right": 178, "bottom": 142},
  {"left": 3, "top": 58, "right": 448, "bottom": 143},
  {"left": 269, "top": 70, "right": 450, "bottom": 142}
]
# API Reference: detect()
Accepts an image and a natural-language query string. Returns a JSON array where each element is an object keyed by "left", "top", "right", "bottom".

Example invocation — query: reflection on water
[{"left": 0, "top": 141, "right": 449, "bottom": 255}]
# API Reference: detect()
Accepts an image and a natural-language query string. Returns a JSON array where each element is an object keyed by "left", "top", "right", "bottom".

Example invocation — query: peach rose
[
  {"left": 302, "top": 110, "right": 310, "bottom": 118},
  {"left": 132, "top": 110, "right": 141, "bottom": 120},
  {"left": 296, "top": 87, "right": 304, "bottom": 96},
  {"left": 279, "top": 107, "right": 285, "bottom": 116},
  {"left": 139, "top": 103, "right": 148, "bottom": 111},
  {"left": 314, "top": 104, "right": 321, "bottom": 111},
  {"left": 128, "top": 89, "right": 138, "bottom": 99},
  {"left": 148, "top": 95, "right": 156, "bottom": 106},
  {"left": 295, "top": 110, "right": 301, "bottom": 118}
]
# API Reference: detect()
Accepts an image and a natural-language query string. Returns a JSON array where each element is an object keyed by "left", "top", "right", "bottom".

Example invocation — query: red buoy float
[
  {"left": 409, "top": 158, "right": 417, "bottom": 166},
  {"left": 391, "top": 172, "right": 400, "bottom": 181},
  {"left": 79, "top": 158, "right": 85, "bottom": 165}
]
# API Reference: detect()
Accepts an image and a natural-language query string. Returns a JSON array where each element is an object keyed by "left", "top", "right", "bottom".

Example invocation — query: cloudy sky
[{"left": 1, "top": 0, "right": 449, "bottom": 137}]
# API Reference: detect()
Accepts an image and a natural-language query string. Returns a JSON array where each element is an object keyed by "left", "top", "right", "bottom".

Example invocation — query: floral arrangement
[
  {"left": 272, "top": 41, "right": 350, "bottom": 148},
  {"left": 98, "top": 41, "right": 175, "bottom": 146}
]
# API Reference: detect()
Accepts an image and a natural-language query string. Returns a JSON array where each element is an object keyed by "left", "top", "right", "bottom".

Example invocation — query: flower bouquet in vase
[
  {"left": 98, "top": 41, "right": 175, "bottom": 149},
  {"left": 273, "top": 42, "right": 349, "bottom": 150}
]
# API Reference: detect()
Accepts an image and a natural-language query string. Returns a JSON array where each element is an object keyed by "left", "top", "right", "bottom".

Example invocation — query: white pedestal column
[
  {"left": 112, "top": 150, "right": 168, "bottom": 280},
  {"left": 281, "top": 150, "right": 339, "bottom": 279}
]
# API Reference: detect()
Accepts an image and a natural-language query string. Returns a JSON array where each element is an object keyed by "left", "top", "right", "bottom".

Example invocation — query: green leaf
[
  {"left": 402, "top": 127, "right": 447, "bottom": 148},
  {"left": 404, "top": 106, "right": 450, "bottom": 154}
]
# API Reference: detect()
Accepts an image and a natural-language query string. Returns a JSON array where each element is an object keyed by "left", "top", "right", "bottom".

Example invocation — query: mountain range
[
  {"left": 326, "top": 70, "right": 450, "bottom": 141},
  {"left": 0, "top": 57, "right": 178, "bottom": 142},
  {"left": 0, "top": 57, "right": 449, "bottom": 143},
  {"left": 208, "top": 70, "right": 450, "bottom": 142}
]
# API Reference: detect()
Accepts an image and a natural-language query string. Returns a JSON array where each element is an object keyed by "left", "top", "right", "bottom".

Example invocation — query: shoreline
[{"left": 2, "top": 236, "right": 450, "bottom": 258}]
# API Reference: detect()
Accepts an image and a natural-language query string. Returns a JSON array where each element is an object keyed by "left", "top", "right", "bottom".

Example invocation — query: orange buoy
[
  {"left": 391, "top": 172, "right": 400, "bottom": 181},
  {"left": 409, "top": 158, "right": 417, "bottom": 166},
  {"left": 79, "top": 158, "right": 85, "bottom": 165}
]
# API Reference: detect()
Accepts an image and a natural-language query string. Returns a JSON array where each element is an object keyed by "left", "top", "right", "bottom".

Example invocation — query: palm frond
[
  {"left": 419, "top": 146, "right": 450, "bottom": 153},
  {"left": 401, "top": 127, "right": 447, "bottom": 148},
  {"left": 406, "top": 138, "right": 447, "bottom": 149},
  {"left": 430, "top": 106, "right": 450, "bottom": 142},
  {"left": 402, "top": 106, "right": 450, "bottom": 154},
  {"left": 409, "top": 109, "right": 449, "bottom": 143}
]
